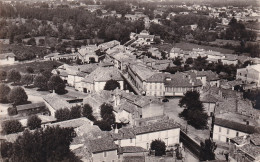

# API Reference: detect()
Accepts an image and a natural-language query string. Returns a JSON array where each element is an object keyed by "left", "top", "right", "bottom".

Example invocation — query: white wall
[
  {"left": 213, "top": 125, "right": 248, "bottom": 143},
  {"left": 135, "top": 128, "right": 180, "bottom": 149},
  {"left": 92, "top": 150, "right": 118, "bottom": 162}
]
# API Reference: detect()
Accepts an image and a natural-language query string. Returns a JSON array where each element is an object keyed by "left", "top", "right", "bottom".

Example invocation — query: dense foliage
[
  {"left": 150, "top": 139, "right": 166, "bottom": 156},
  {"left": 2, "top": 120, "right": 24, "bottom": 135},
  {"left": 104, "top": 79, "right": 121, "bottom": 91},
  {"left": 8, "top": 86, "right": 28, "bottom": 105},
  {"left": 200, "top": 138, "right": 217, "bottom": 161},
  {"left": 27, "top": 115, "right": 42, "bottom": 130}
]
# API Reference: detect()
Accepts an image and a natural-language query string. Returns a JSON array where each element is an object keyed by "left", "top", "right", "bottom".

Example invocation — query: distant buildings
[
  {"left": 130, "top": 30, "right": 155, "bottom": 45},
  {"left": 0, "top": 53, "right": 16, "bottom": 65}
]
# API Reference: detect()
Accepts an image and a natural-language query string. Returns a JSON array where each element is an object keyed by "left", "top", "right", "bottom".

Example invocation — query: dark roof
[
  {"left": 110, "top": 127, "right": 136, "bottom": 140},
  {"left": 119, "top": 146, "right": 148, "bottom": 153},
  {"left": 250, "top": 133, "right": 260, "bottom": 146},
  {"left": 164, "top": 72, "right": 202, "bottom": 87},
  {"left": 86, "top": 137, "right": 118, "bottom": 153},
  {"left": 134, "top": 120, "right": 180, "bottom": 135},
  {"left": 201, "top": 94, "right": 219, "bottom": 103},
  {"left": 16, "top": 102, "right": 45, "bottom": 111},
  {"left": 214, "top": 118, "right": 256, "bottom": 134}
]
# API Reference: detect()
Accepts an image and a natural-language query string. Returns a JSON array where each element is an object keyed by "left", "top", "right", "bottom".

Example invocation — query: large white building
[
  {"left": 0, "top": 53, "right": 16, "bottom": 65},
  {"left": 236, "top": 64, "right": 260, "bottom": 87}
]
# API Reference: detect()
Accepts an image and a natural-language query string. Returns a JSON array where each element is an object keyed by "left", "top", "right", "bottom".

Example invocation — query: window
[
  {"left": 218, "top": 135, "right": 221, "bottom": 141},
  {"left": 227, "top": 129, "right": 229, "bottom": 134},
  {"left": 103, "top": 152, "right": 107, "bottom": 157},
  {"left": 130, "top": 138, "right": 133, "bottom": 143},
  {"left": 219, "top": 127, "right": 221, "bottom": 132},
  {"left": 226, "top": 138, "right": 229, "bottom": 143},
  {"left": 236, "top": 132, "right": 239, "bottom": 137},
  {"left": 155, "top": 84, "right": 157, "bottom": 89}
]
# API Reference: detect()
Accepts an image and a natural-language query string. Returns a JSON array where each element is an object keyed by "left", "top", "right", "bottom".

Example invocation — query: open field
[
  {"left": 174, "top": 41, "right": 234, "bottom": 54},
  {"left": 0, "top": 60, "right": 62, "bottom": 73}
]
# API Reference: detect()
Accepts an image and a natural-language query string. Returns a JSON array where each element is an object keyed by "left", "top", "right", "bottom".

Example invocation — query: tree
[
  {"left": 21, "top": 74, "right": 33, "bottom": 87},
  {"left": 8, "top": 107, "right": 17, "bottom": 116},
  {"left": 94, "top": 120, "right": 112, "bottom": 131},
  {"left": 7, "top": 69, "right": 21, "bottom": 84},
  {"left": 34, "top": 74, "right": 48, "bottom": 90},
  {"left": 26, "top": 66, "right": 34, "bottom": 73},
  {"left": 8, "top": 86, "right": 28, "bottom": 105},
  {"left": 48, "top": 75, "right": 66, "bottom": 94},
  {"left": 185, "top": 57, "right": 193, "bottom": 65},
  {"left": 173, "top": 56, "right": 182, "bottom": 66},
  {"left": 179, "top": 90, "right": 208, "bottom": 129},
  {"left": 27, "top": 115, "right": 42, "bottom": 130},
  {"left": 27, "top": 37, "right": 36, "bottom": 46},
  {"left": 100, "top": 103, "right": 115, "bottom": 125},
  {"left": 2, "top": 120, "right": 24, "bottom": 134},
  {"left": 82, "top": 104, "right": 96, "bottom": 121},
  {"left": 0, "top": 70, "right": 7, "bottom": 81},
  {"left": 0, "top": 141, "right": 13, "bottom": 159},
  {"left": 70, "top": 105, "right": 81, "bottom": 119},
  {"left": 38, "top": 38, "right": 45, "bottom": 46},
  {"left": 0, "top": 84, "right": 11, "bottom": 103},
  {"left": 1, "top": 126, "right": 79, "bottom": 162},
  {"left": 200, "top": 138, "right": 217, "bottom": 161},
  {"left": 150, "top": 139, "right": 166, "bottom": 156},
  {"left": 104, "top": 79, "right": 120, "bottom": 91},
  {"left": 154, "top": 37, "right": 161, "bottom": 44},
  {"left": 55, "top": 108, "right": 71, "bottom": 121}
]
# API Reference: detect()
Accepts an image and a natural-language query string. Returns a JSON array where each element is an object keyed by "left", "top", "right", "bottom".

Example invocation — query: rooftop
[
  {"left": 46, "top": 117, "right": 92, "bottom": 128},
  {"left": 16, "top": 102, "right": 46, "bottom": 111},
  {"left": 214, "top": 118, "right": 257, "bottom": 134},
  {"left": 42, "top": 93, "right": 72, "bottom": 111},
  {"left": 134, "top": 119, "right": 180, "bottom": 135},
  {"left": 86, "top": 137, "right": 118, "bottom": 153},
  {"left": 119, "top": 146, "right": 148, "bottom": 154}
]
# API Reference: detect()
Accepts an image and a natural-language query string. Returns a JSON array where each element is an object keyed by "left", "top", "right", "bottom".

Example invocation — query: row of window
[{"left": 218, "top": 127, "right": 239, "bottom": 136}]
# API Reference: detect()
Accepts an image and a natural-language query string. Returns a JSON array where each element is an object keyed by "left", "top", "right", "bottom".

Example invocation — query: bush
[
  {"left": 7, "top": 69, "right": 21, "bottom": 83},
  {"left": 104, "top": 79, "right": 120, "bottom": 91},
  {"left": 55, "top": 108, "right": 71, "bottom": 121},
  {"left": 34, "top": 74, "right": 48, "bottom": 90},
  {"left": 8, "top": 107, "right": 17, "bottom": 116},
  {"left": 150, "top": 139, "right": 166, "bottom": 156},
  {"left": 0, "top": 70, "right": 7, "bottom": 81},
  {"left": 26, "top": 66, "right": 34, "bottom": 73},
  {"left": 47, "top": 75, "right": 66, "bottom": 94},
  {"left": 2, "top": 120, "right": 24, "bottom": 134}
]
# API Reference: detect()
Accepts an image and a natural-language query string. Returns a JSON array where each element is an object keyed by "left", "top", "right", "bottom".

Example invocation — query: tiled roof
[
  {"left": 82, "top": 67, "right": 123, "bottom": 83},
  {"left": 250, "top": 133, "right": 260, "bottom": 146},
  {"left": 185, "top": 70, "right": 219, "bottom": 81},
  {"left": 146, "top": 73, "right": 168, "bottom": 83},
  {"left": 164, "top": 72, "right": 202, "bottom": 87},
  {"left": 201, "top": 94, "right": 219, "bottom": 103},
  {"left": 0, "top": 52, "right": 15, "bottom": 59},
  {"left": 86, "top": 137, "right": 118, "bottom": 153},
  {"left": 42, "top": 93, "right": 72, "bottom": 110},
  {"left": 119, "top": 146, "right": 148, "bottom": 153},
  {"left": 240, "top": 143, "right": 260, "bottom": 159},
  {"left": 129, "top": 64, "right": 156, "bottom": 81},
  {"left": 46, "top": 117, "right": 92, "bottom": 128},
  {"left": 16, "top": 102, "right": 46, "bottom": 111},
  {"left": 134, "top": 119, "right": 180, "bottom": 135},
  {"left": 214, "top": 118, "right": 256, "bottom": 134},
  {"left": 110, "top": 127, "right": 136, "bottom": 140}
]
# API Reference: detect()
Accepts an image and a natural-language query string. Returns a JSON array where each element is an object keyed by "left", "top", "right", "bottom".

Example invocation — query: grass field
[
  {"left": 0, "top": 60, "right": 62, "bottom": 74},
  {"left": 174, "top": 41, "right": 234, "bottom": 54}
]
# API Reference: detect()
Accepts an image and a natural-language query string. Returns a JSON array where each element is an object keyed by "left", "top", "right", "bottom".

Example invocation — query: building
[
  {"left": 42, "top": 93, "right": 75, "bottom": 116},
  {"left": 78, "top": 45, "right": 99, "bottom": 63},
  {"left": 236, "top": 64, "right": 260, "bottom": 87},
  {"left": 110, "top": 120, "right": 180, "bottom": 150},
  {"left": 80, "top": 67, "right": 124, "bottom": 93},
  {"left": 229, "top": 133, "right": 260, "bottom": 162},
  {"left": 213, "top": 118, "right": 257, "bottom": 143},
  {"left": 0, "top": 53, "right": 16, "bottom": 65},
  {"left": 16, "top": 102, "right": 48, "bottom": 116},
  {"left": 130, "top": 30, "right": 155, "bottom": 45},
  {"left": 169, "top": 47, "right": 182, "bottom": 58},
  {"left": 184, "top": 70, "right": 220, "bottom": 87},
  {"left": 98, "top": 40, "right": 120, "bottom": 52},
  {"left": 43, "top": 52, "right": 81, "bottom": 61}
]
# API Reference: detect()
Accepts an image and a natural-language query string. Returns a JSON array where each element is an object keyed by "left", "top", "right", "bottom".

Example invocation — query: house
[
  {"left": 0, "top": 53, "right": 16, "bottom": 65},
  {"left": 229, "top": 133, "right": 260, "bottom": 162},
  {"left": 44, "top": 117, "right": 93, "bottom": 128},
  {"left": 200, "top": 94, "right": 219, "bottom": 115},
  {"left": 16, "top": 102, "right": 48, "bottom": 116},
  {"left": 184, "top": 70, "right": 220, "bottom": 87},
  {"left": 98, "top": 40, "right": 120, "bottom": 52},
  {"left": 84, "top": 137, "right": 118, "bottom": 162},
  {"left": 236, "top": 64, "right": 260, "bottom": 87},
  {"left": 42, "top": 93, "right": 75, "bottom": 117},
  {"left": 164, "top": 72, "right": 203, "bottom": 96},
  {"left": 148, "top": 47, "right": 162, "bottom": 59},
  {"left": 222, "top": 55, "right": 238, "bottom": 65},
  {"left": 213, "top": 117, "right": 257, "bottom": 143},
  {"left": 80, "top": 67, "right": 124, "bottom": 93},
  {"left": 130, "top": 30, "right": 155, "bottom": 45},
  {"left": 118, "top": 146, "right": 148, "bottom": 158},
  {"left": 169, "top": 47, "right": 182, "bottom": 58},
  {"left": 43, "top": 52, "right": 81, "bottom": 61},
  {"left": 110, "top": 119, "right": 180, "bottom": 150},
  {"left": 78, "top": 45, "right": 99, "bottom": 63}
]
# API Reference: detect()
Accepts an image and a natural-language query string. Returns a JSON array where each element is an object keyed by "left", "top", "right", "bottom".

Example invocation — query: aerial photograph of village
[{"left": 0, "top": 0, "right": 259, "bottom": 161}]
